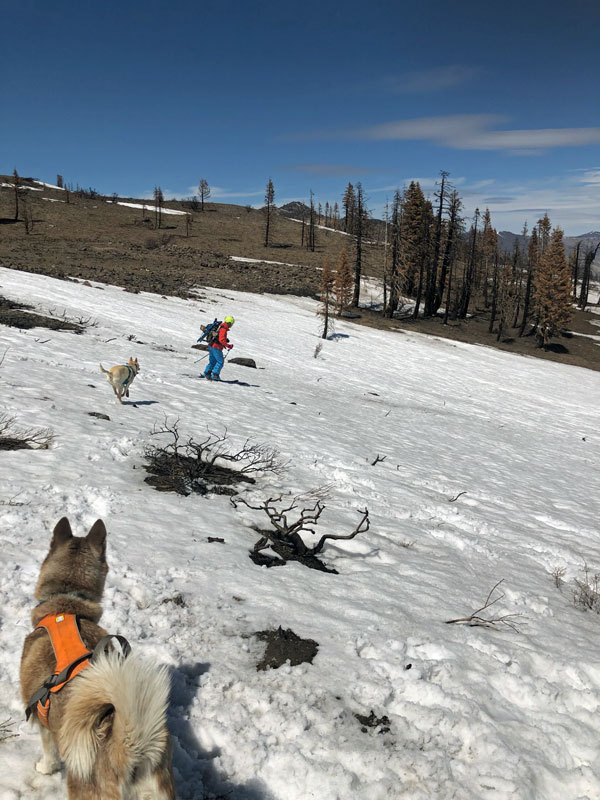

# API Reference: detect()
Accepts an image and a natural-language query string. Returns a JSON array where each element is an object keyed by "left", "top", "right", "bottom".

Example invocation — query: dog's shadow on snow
[
  {"left": 121, "top": 399, "right": 159, "bottom": 407},
  {"left": 169, "top": 662, "right": 274, "bottom": 800}
]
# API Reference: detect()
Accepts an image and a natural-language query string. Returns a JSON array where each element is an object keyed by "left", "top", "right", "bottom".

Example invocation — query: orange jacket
[{"left": 210, "top": 322, "right": 233, "bottom": 351}]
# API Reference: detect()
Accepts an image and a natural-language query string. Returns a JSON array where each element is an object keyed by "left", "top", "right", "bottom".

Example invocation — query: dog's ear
[
  {"left": 50, "top": 517, "right": 73, "bottom": 550},
  {"left": 86, "top": 519, "right": 107, "bottom": 558}
]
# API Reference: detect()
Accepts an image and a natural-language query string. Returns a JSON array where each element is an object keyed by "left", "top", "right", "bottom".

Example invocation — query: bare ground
[{"left": 2, "top": 180, "right": 599, "bottom": 372}]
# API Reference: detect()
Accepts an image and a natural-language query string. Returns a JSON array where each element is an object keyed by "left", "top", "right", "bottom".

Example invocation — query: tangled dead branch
[
  {"left": 0, "top": 413, "right": 55, "bottom": 450},
  {"left": 445, "top": 579, "right": 524, "bottom": 632},
  {"left": 232, "top": 491, "right": 370, "bottom": 572},
  {"left": 143, "top": 417, "right": 286, "bottom": 496},
  {"left": 0, "top": 717, "right": 17, "bottom": 743}
]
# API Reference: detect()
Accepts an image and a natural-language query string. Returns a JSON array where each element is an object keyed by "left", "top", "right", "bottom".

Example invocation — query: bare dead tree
[
  {"left": 445, "top": 579, "right": 524, "bottom": 632},
  {"left": 198, "top": 178, "right": 211, "bottom": 211}
]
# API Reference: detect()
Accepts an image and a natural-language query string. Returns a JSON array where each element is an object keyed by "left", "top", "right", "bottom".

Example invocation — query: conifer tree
[
  {"left": 424, "top": 171, "right": 448, "bottom": 316},
  {"left": 457, "top": 208, "right": 480, "bottom": 318},
  {"left": 386, "top": 191, "right": 402, "bottom": 318},
  {"left": 342, "top": 182, "right": 356, "bottom": 232},
  {"left": 13, "top": 168, "right": 21, "bottom": 220},
  {"left": 570, "top": 241, "right": 581, "bottom": 298},
  {"left": 320, "top": 257, "right": 334, "bottom": 339},
  {"left": 334, "top": 247, "right": 353, "bottom": 316},
  {"left": 533, "top": 227, "right": 572, "bottom": 347},
  {"left": 519, "top": 227, "right": 539, "bottom": 337},
  {"left": 153, "top": 186, "right": 164, "bottom": 229},
  {"left": 198, "top": 178, "right": 210, "bottom": 211},
  {"left": 264, "top": 178, "right": 275, "bottom": 247},
  {"left": 512, "top": 222, "right": 528, "bottom": 327},
  {"left": 577, "top": 243, "right": 600, "bottom": 310},
  {"left": 400, "top": 182, "right": 431, "bottom": 316},
  {"left": 440, "top": 190, "right": 464, "bottom": 323},
  {"left": 480, "top": 209, "right": 497, "bottom": 309},
  {"left": 352, "top": 182, "right": 367, "bottom": 307},
  {"left": 537, "top": 213, "right": 551, "bottom": 255}
]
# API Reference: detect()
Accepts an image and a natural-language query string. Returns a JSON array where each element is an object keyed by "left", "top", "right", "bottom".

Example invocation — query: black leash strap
[{"left": 91, "top": 634, "right": 132, "bottom": 661}]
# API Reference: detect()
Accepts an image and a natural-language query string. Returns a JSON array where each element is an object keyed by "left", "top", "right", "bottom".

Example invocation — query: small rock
[{"left": 88, "top": 412, "right": 110, "bottom": 421}]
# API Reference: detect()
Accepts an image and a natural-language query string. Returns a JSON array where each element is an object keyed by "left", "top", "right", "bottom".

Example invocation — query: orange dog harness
[
  {"left": 25, "top": 613, "right": 131, "bottom": 727},
  {"left": 26, "top": 614, "right": 93, "bottom": 728}
]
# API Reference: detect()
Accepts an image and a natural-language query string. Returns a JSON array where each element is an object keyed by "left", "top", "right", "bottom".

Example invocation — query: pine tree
[
  {"left": 153, "top": 186, "right": 164, "bottom": 229},
  {"left": 386, "top": 191, "right": 402, "bottom": 318},
  {"left": 342, "top": 182, "right": 356, "bottom": 233},
  {"left": 352, "top": 182, "right": 367, "bottom": 307},
  {"left": 308, "top": 190, "right": 316, "bottom": 252},
  {"left": 519, "top": 227, "right": 539, "bottom": 337},
  {"left": 400, "top": 182, "right": 431, "bottom": 316},
  {"left": 334, "top": 248, "right": 353, "bottom": 316},
  {"left": 198, "top": 179, "right": 210, "bottom": 211},
  {"left": 440, "top": 190, "right": 464, "bottom": 323},
  {"left": 320, "top": 257, "right": 334, "bottom": 339},
  {"left": 457, "top": 208, "right": 480, "bottom": 318},
  {"left": 13, "top": 168, "right": 21, "bottom": 221},
  {"left": 537, "top": 213, "right": 551, "bottom": 255},
  {"left": 533, "top": 227, "right": 572, "bottom": 347},
  {"left": 264, "top": 178, "right": 275, "bottom": 247}
]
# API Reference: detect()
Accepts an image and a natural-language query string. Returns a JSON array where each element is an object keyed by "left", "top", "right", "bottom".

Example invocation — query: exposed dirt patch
[
  {"left": 254, "top": 627, "right": 319, "bottom": 671},
  {"left": 0, "top": 294, "right": 84, "bottom": 332}
]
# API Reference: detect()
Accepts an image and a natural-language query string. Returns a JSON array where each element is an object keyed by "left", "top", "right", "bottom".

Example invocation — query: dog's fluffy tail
[
  {"left": 59, "top": 651, "right": 170, "bottom": 784},
  {"left": 99, "top": 363, "right": 110, "bottom": 375}
]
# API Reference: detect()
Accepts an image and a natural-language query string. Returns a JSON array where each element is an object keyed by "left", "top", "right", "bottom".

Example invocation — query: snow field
[{"left": 0, "top": 267, "right": 599, "bottom": 799}]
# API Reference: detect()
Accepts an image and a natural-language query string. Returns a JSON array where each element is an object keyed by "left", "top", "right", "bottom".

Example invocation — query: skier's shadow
[{"left": 168, "top": 662, "right": 274, "bottom": 800}]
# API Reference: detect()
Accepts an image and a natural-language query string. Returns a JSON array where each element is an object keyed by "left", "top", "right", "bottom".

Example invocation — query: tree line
[{"left": 313, "top": 173, "right": 589, "bottom": 349}]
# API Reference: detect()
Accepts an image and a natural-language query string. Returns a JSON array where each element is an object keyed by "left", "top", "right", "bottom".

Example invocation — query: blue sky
[{"left": 2, "top": 0, "right": 599, "bottom": 234}]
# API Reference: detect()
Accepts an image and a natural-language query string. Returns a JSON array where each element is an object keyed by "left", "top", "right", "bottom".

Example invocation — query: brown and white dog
[
  {"left": 99, "top": 357, "right": 140, "bottom": 403},
  {"left": 20, "top": 518, "right": 176, "bottom": 799}
]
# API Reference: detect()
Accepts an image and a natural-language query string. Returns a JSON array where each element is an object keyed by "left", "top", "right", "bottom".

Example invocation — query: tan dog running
[
  {"left": 99, "top": 356, "right": 140, "bottom": 403},
  {"left": 20, "top": 518, "right": 176, "bottom": 799}
]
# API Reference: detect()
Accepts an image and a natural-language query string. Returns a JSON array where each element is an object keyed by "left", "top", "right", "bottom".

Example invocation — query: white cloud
[
  {"left": 351, "top": 114, "right": 600, "bottom": 154},
  {"left": 369, "top": 170, "right": 600, "bottom": 235},
  {"left": 383, "top": 65, "right": 480, "bottom": 93}
]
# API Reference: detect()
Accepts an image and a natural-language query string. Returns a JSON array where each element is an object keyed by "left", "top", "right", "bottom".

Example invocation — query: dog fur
[
  {"left": 20, "top": 517, "right": 176, "bottom": 799},
  {"left": 99, "top": 357, "right": 140, "bottom": 403}
]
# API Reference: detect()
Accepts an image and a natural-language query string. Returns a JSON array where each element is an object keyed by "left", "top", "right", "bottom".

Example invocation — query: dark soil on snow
[{"left": 254, "top": 627, "right": 319, "bottom": 671}]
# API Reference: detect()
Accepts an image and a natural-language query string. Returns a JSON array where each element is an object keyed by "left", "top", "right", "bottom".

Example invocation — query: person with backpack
[{"left": 201, "top": 315, "right": 235, "bottom": 381}]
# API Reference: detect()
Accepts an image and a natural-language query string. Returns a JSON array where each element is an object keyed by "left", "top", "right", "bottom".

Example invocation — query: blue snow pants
[{"left": 204, "top": 347, "right": 225, "bottom": 378}]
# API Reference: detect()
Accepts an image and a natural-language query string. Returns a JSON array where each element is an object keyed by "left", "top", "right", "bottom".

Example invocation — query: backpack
[{"left": 197, "top": 318, "right": 222, "bottom": 345}]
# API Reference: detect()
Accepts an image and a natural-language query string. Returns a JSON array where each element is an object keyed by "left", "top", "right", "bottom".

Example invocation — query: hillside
[
  {"left": 0, "top": 178, "right": 374, "bottom": 297},
  {"left": 0, "top": 267, "right": 599, "bottom": 799},
  {"left": 2, "top": 177, "right": 600, "bottom": 374}
]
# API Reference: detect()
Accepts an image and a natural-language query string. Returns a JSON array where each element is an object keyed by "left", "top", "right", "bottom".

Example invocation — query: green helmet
[{"left": 224, "top": 315, "right": 235, "bottom": 325}]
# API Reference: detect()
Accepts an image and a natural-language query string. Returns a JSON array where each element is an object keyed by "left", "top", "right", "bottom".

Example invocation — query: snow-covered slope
[{"left": 0, "top": 267, "right": 599, "bottom": 800}]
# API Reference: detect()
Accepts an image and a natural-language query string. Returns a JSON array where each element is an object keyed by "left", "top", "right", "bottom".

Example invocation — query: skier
[{"left": 202, "top": 315, "right": 235, "bottom": 381}]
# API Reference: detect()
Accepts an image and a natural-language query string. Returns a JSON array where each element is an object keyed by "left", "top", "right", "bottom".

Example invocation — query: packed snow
[
  {"left": 0, "top": 266, "right": 599, "bottom": 800},
  {"left": 114, "top": 201, "right": 188, "bottom": 215}
]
